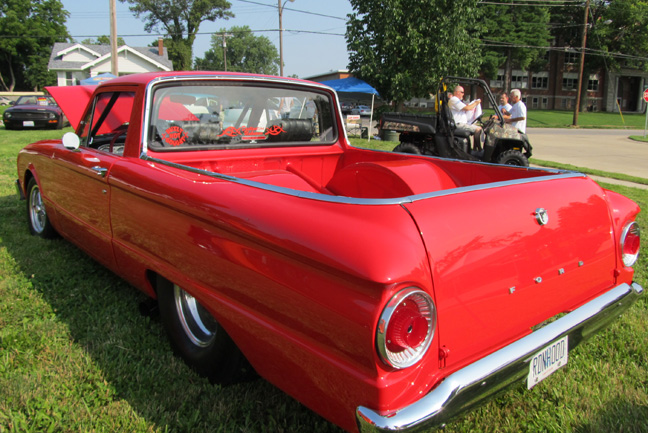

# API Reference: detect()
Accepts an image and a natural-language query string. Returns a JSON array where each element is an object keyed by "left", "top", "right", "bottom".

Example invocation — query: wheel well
[
  {"left": 23, "top": 170, "right": 35, "bottom": 193},
  {"left": 145, "top": 270, "right": 160, "bottom": 297}
]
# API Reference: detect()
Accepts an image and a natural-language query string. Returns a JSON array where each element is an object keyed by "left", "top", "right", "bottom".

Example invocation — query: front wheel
[
  {"left": 496, "top": 149, "right": 529, "bottom": 166},
  {"left": 26, "top": 177, "right": 57, "bottom": 238},
  {"left": 156, "top": 276, "right": 251, "bottom": 384}
]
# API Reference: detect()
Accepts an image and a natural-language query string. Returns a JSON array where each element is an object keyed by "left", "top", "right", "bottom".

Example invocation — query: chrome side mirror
[{"left": 62, "top": 132, "right": 80, "bottom": 150}]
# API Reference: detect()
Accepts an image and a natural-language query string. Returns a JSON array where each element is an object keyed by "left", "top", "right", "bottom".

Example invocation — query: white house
[{"left": 48, "top": 41, "right": 173, "bottom": 86}]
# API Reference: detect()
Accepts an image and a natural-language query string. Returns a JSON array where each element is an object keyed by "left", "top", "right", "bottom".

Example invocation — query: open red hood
[{"left": 45, "top": 85, "right": 95, "bottom": 130}]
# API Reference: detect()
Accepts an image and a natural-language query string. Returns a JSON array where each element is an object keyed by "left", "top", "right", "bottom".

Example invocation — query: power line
[{"left": 234, "top": 0, "right": 347, "bottom": 21}]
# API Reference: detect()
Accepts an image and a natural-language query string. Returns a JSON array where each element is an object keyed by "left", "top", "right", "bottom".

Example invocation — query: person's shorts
[{"left": 456, "top": 123, "right": 480, "bottom": 133}]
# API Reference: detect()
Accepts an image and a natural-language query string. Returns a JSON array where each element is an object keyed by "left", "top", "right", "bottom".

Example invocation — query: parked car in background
[
  {"left": 3, "top": 95, "right": 68, "bottom": 130},
  {"left": 352, "top": 104, "right": 372, "bottom": 116},
  {"left": 0, "top": 96, "right": 12, "bottom": 106},
  {"left": 340, "top": 101, "right": 353, "bottom": 114}
]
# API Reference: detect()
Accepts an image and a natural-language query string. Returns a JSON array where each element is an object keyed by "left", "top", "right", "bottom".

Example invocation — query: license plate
[
  {"left": 527, "top": 335, "right": 568, "bottom": 389},
  {"left": 23, "top": 121, "right": 35, "bottom": 127}
]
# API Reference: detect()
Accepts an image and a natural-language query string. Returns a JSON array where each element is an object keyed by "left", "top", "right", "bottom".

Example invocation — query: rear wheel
[
  {"left": 156, "top": 276, "right": 251, "bottom": 384},
  {"left": 497, "top": 149, "right": 529, "bottom": 166},
  {"left": 26, "top": 177, "right": 57, "bottom": 238},
  {"left": 393, "top": 142, "right": 421, "bottom": 154}
]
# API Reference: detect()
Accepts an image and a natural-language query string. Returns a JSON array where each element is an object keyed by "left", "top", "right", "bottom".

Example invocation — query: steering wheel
[
  {"left": 482, "top": 117, "right": 497, "bottom": 134},
  {"left": 471, "top": 114, "right": 483, "bottom": 125},
  {"left": 109, "top": 124, "right": 129, "bottom": 153}
]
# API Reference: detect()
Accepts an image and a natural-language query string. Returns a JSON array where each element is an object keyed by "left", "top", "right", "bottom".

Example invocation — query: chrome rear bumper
[{"left": 357, "top": 282, "right": 643, "bottom": 433}]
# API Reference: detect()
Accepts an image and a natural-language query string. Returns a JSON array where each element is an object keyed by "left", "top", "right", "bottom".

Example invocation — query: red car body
[{"left": 16, "top": 72, "right": 642, "bottom": 432}]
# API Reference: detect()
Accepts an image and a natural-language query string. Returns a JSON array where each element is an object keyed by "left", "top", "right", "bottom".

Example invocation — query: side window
[{"left": 79, "top": 91, "right": 135, "bottom": 156}]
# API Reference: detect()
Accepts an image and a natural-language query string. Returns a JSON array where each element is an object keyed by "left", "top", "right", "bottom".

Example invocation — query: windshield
[
  {"left": 147, "top": 82, "right": 337, "bottom": 151},
  {"left": 16, "top": 95, "right": 58, "bottom": 106}
]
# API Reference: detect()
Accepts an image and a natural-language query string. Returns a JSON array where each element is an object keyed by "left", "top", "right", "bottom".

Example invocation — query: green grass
[
  {"left": 527, "top": 110, "right": 648, "bottom": 129},
  {"left": 1, "top": 130, "right": 647, "bottom": 432}
]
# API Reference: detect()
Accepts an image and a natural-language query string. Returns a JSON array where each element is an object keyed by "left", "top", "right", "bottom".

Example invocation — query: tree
[
  {"left": 0, "top": 0, "right": 69, "bottom": 91},
  {"left": 479, "top": 1, "right": 552, "bottom": 92},
  {"left": 346, "top": 0, "right": 482, "bottom": 107},
  {"left": 194, "top": 26, "right": 280, "bottom": 75},
  {"left": 551, "top": 0, "right": 648, "bottom": 111},
  {"left": 81, "top": 35, "right": 126, "bottom": 46},
  {"left": 119, "top": 0, "right": 234, "bottom": 71}
]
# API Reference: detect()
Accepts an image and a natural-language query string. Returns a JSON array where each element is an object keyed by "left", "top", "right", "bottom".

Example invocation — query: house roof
[{"left": 48, "top": 42, "right": 174, "bottom": 72}]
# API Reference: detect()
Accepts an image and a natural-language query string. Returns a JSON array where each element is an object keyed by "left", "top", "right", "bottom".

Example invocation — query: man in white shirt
[
  {"left": 448, "top": 85, "right": 483, "bottom": 151},
  {"left": 505, "top": 88, "right": 527, "bottom": 133},
  {"left": 498, "top": 92, "right": 512, "bottom": 116}
]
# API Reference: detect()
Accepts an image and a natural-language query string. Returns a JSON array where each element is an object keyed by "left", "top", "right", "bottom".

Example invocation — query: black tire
[
  {"left": 156, "top": 276, "right": 251, "bottom": 384},
  {"left": 393, "top": 142, "right": 422, "bottom": 154},
  {"left": 496, "top": 149, "right": 529, "bottom": 166},
  {"left": 26, "top": 177, "right": 57, "bottom": 238}
]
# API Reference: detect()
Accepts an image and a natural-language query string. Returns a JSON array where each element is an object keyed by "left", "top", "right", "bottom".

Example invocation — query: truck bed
[{"left": 152, "top": 146, "right": 560, "bottom": 200}]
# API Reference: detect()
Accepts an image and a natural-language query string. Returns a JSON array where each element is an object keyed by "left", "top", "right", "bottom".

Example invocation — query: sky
[{"left": 59, "top": 0, "right": 354, "bottom": 78}]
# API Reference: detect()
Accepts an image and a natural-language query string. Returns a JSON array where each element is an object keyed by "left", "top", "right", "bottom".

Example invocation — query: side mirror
[{"left": 62, "top": 132, "right": 80, "bottom": 150}]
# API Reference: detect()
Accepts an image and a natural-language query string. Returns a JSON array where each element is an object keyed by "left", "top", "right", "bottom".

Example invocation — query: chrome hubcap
[
  {"left": 29, "top": 186, "right": 47, "bottom": 233},
  {"left": 173, "top": 284, "right": 218, "bottom": 347}
]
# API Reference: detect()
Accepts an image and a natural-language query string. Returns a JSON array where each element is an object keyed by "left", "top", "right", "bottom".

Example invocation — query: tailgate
[{"left": 404, "top": 176, "right": 617, "bottom": 369}]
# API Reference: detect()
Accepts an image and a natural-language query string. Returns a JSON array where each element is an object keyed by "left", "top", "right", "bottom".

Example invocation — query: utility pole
[
  {"left": 220, "top": 33, "right": 233, "bottom": 71},
  {"left": 573, "top": 0, "right": 590, "bottom": 126},
  {"left": 109, "top": 0, "right": 118, "bottom": 76},
  {"left": 278, "top": 0, "right": 295, "bottom": 76}
]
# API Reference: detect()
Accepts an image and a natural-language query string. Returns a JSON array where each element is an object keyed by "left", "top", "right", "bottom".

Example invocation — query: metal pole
[{"left": 573, "top": 0, "right": 590, "bottom": 126}]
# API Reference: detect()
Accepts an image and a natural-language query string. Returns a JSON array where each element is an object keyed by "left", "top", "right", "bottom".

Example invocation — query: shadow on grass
[
  {"left": 575, "top": 398, "right": 648, "bottom": 433},
  {"left": 0, "top": 193, "right": 341, "bottom": 432}
]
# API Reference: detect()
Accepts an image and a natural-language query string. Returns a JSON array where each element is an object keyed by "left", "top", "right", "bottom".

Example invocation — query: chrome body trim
[
  {"left": 356, "top": 282, "right": 643, "bottom": 433},
  {"left": 140, "top": 154, "right": 586, "bottom": 206}
]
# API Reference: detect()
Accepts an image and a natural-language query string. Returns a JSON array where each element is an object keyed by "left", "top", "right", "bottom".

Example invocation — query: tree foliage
[
  {"left": 479, "top": 1, "right": 551, "bottom": 91},
  {"left": 119, "top": 0, "right": 234, "bottom": 70},
  {"left": 81, "top": 35, "right": 127, "bottom": 46},
  {"left": 0, "top": 0, "right": 69, "bottom": 91},
  {"left": 346, "top": 0, "right": 482, "bottom": 105},
  {"left": 194, "top": 26, "right": 280, "bottom": 75}
]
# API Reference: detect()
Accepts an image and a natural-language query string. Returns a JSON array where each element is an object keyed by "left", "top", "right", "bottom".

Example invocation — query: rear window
[{"left": 147, "top": 82, "right": 337, "bottom": 151}]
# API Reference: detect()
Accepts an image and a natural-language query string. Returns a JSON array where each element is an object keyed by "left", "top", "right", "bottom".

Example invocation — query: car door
[{"left": 47, "top": 90, "right": 135, "bottom": 269}]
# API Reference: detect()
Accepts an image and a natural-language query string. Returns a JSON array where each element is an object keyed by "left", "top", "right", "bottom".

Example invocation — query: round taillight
[
  {"left": 621, "top": 222, "right": 640, "bottom": 267},
  {"left": 377, "top": 288, "right": 436, "bottom": 369}
]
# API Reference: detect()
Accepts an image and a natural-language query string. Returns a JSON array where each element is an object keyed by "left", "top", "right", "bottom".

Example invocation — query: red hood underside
[{"left": 45, "top": 85, "right": 95, "bottom": 130}]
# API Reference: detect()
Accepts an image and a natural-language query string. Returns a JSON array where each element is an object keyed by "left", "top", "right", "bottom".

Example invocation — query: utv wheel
[
  {"left": 393, "top": 142, "right": 421, "bottom": 154},
  {"left": 26, "top": 177, "right": 57, "bottom": 238},
  {"left": 497, "top": 149, "right": 529, "bottom": 166},
  {"left": 157, "top": 276, "right": 251, "bottom": 384}
]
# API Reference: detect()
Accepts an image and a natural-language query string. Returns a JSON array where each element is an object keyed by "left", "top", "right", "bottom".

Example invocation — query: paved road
[{"left": 528, "top": 128, "right": 648, "bottom": 180}]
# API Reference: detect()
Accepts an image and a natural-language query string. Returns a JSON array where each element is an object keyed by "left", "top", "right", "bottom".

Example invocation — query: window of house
[
  {"left": 511, "top": 70, "right": 528, "bottom": 89},
  {"left": 565, "top": 51, "right": 580, "bottom": 64},
  {"left": 531, "top": 72, "right": 548, "bottom": 89},
  {"left": 490, "top": 69, "right": 505, "bottom": 89},
  {"left": 562, "top": 72, "right": 578, "bottom": 91},
  {"left": 587, "top": 74, "right": 599, "bottom": 91},
  {"left": 65, "top": 72, "right": 77, "bottom": 86}
]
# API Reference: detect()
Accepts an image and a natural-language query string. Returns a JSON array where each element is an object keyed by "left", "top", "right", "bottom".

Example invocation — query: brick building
[{"left": 486, "top": 50, "right": 648, "bottom": 113}]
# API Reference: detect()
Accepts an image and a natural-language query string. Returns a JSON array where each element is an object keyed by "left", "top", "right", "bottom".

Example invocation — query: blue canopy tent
[
  {"left": 320, "top": 77, "right": 379, "bottom": 141},
  {"left": 80, "top": 73, "right": 117, "bottom": 85}
]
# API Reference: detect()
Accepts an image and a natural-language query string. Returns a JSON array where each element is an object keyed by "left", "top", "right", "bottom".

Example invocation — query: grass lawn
[{"left": 1, "top": 129, "right": 647, "bottom": 432}]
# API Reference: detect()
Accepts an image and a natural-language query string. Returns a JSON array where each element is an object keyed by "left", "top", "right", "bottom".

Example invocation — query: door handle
[{"left": 91, "top": 166, "right": 108, "bottom": 177}]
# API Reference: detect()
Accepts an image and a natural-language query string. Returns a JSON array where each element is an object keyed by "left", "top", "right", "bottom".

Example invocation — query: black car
[{"left": 3, "top": 95, "right": 68, "bottom": 130}]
